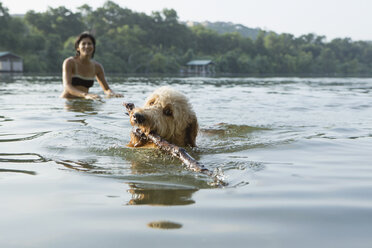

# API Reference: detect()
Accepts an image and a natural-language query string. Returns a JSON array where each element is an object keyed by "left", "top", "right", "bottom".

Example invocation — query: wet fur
[{"left": 128, "top": 87, "right": 198, "bottom": 148}]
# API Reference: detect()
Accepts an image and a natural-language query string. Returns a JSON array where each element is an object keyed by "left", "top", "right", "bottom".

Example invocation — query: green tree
[
  {"left": 1, "top": 1, "right": 372, "bottom": 74},
  {"left": 25, "top": 7, "right": 86, "bottom": 41}
]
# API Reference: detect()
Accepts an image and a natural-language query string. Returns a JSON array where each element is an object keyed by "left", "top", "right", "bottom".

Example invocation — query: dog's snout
[{"left": 133, "top": 112, "right": 146, "bottom": 124}]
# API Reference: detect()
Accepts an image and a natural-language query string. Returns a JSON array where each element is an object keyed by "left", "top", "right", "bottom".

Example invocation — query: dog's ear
[{"left": 185, "top": 115, "right": 198, "bottom": 147}]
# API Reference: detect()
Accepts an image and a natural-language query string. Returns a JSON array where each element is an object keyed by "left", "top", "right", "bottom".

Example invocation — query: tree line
[{"left": 1, "top": 1, "right": 372, "bottom": 75}]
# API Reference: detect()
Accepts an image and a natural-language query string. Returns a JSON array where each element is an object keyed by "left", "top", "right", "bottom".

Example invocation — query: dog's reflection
[
  {"left": 124, "top": 148, "right": 207, "bottom": 206},
  {"left": 53, "top": 146, "right": 200, "bottom": 207},
  {"left": 127, "top": 182, "right": 197, "bottom": 206},
  {"left": 55, "top": 158, "right": 199, "bottom": 206}
]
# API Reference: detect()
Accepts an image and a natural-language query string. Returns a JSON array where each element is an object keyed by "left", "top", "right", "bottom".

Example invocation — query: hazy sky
[{"left": 2, "top": 0, "right": 371, "bottom": 41}]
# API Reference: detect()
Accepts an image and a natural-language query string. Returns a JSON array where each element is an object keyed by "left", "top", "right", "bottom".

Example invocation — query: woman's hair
[{"left": 74, "top": 32, "right": 96, "bottom": 58}]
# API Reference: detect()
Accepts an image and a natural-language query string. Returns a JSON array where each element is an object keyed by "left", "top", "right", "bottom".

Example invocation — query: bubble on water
[{"left": 207, "top": 167, "right": 228, "bottom": 187}]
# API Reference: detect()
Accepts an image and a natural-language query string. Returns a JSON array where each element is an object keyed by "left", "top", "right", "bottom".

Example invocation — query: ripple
[
  {"left": 0, "top": 168, "right": 36, "bottom": 175},
  {"left": 55, "top": 159, "right": 105, "bottom": 173},
  {"left": 0, "top": 115, "right": 14, "bottom": 122},
  {"left": 201, "top": 123, "right": 270, "bottom": 137},
  {"left": 198, "top": 123, "right": 273, "bottom": 154},
  {"left": 0, "top": 153, "right": 47, "bottom": 163},
  {"left": 0, "top": 131, "right": 49, "bottom": 142}
]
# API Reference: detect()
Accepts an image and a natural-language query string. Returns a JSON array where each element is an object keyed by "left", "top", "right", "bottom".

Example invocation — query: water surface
[{"left": 1, "top": 74, "right": 372, "bottom": 247}]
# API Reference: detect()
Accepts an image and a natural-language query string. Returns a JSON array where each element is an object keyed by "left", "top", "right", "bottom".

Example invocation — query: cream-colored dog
[{"left": 127, "top": 87, "right": 198, "bottom": 148}]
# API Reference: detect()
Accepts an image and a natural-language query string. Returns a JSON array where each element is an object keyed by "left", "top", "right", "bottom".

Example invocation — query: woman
[{"left": 60, "top": 32, "right": 123, "bottom": 99}]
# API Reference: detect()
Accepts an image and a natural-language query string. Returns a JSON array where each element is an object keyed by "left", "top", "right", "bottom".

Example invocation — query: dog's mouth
[{"left": 130, "top": 127, "right": 152, "bottom": 147}]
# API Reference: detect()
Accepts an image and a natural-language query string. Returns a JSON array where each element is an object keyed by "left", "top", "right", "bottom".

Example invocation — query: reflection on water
[
  {"left": 127, "top": 183, "right": 197, "bottom": 206},
  {"left": 55, "top": 159, "right": 101, "bottom": 172},
  {"left": 51, "top": 157, "right": 199, "bottom": 206},
  {"left": 0, "top": 115, "right": 14, "bottom": 123},
  {"left": 0, "top": 168, "right": 36, "bottom": 175},
  {"left": 64, "top": 99, "right": 102, "bottom": 114},
  {"left": 0, "top": 153, "right": 47, "bottom": 163},
  {"left": 147, "top": 221, "right": 183, "bottom": 230},
  {"left": 0, "top": 153, "right": 46, "bottom": 176},
  {"left": 0, "top": 132, "right": 49, "bottom": 142}
]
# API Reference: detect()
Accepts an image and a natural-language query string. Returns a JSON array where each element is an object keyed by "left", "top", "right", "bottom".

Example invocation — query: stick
[{"left": 131, "top": 128, "right": 213, "bottom": 176}]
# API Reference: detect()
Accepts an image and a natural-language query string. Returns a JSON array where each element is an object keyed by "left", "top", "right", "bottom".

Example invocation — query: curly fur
[{"left": 128, "top": 87, "right": 198, "bottom": 148}]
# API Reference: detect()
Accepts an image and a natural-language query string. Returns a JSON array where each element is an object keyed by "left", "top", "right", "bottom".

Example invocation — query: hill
[{"left": 185, "top": 21, "right": 263, "bottom": 39}]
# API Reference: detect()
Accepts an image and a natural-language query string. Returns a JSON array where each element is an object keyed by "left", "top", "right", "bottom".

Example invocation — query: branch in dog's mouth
[{"left": 131, "top": 127, "right": 208, "bottom": 172}]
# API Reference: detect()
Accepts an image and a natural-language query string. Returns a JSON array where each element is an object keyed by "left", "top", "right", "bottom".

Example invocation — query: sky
[{"left": 1, "top": 0, "right": 372, "bottom": 41}]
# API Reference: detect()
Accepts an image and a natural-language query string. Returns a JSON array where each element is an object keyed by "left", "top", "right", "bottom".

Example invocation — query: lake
[{"left": 1, "top": 74, "right": 372, "bottom": 248}]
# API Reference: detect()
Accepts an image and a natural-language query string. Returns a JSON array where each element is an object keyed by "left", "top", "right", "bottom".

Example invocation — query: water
[{"left": 1, "top": 74, "right": 372, "bottom": 247}]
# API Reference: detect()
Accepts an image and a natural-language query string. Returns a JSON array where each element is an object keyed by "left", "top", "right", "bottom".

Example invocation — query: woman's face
[{"left": 77, "top": 37, "right": 94, "bottom": 57}]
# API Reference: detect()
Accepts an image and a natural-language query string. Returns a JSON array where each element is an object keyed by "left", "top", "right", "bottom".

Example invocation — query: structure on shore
[
  {"left": 0, "top": 52, "right": 23, "bottom": 72},
  {"left": 185, "top": 60, "right": 215, "bottom": 74}
]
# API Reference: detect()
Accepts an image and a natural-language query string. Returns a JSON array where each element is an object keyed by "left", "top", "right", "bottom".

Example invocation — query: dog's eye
[
  {"left": 163, "top": 108, "right": 173, "bottom": 116},
  {"left": 149, "top": 101, "right": 155, "bottom": 106}
]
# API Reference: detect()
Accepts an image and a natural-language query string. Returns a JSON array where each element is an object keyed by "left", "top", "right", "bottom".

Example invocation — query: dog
[{"left": 127, "top": 86, "right": 198, "bottom": 148}]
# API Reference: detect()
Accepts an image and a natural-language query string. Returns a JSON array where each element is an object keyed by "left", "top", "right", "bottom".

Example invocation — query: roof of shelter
[
  {"left": 0, "top": 52, "right": 22, "bottom": 59},
  {"left": 186, "top": 60, "right": 214, "bottom": 66}
]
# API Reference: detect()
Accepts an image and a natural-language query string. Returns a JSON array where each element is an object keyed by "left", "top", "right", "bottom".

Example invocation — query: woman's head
[{"left": 75, "top": 32, "right": 96, "bottom": 58}]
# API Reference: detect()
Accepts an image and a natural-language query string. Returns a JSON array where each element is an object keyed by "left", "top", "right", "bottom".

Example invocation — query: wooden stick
[{"left": 131, "top": 128, "right": 213, "bottom": 176}]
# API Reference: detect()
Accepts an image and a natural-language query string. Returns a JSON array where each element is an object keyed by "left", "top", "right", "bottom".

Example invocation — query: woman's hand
[
  {"left": 84, "top": 93, "right": 101, "bottom": 100},
  {"left": 105, "top": 89, "right": 123, "bottom": 98},
  {"left": 108, "top": 92, "right": 124, "bottom": 98}
]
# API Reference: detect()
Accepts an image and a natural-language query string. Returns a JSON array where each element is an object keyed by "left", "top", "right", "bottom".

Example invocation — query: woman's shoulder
[
  {"left": 63, "top": 57, "right": 76, "bottom": 67},
  {"left": 93, "top": 60, "right": 104, "bottom": 72},
  {"left": 92, "top": 60, "right": 103, "bottom": 67}
]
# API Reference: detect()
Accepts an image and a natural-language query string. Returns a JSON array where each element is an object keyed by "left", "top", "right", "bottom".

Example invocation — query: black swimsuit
[
  {"left": 71, "top": 61, "right": 95, "bottom": 89},
  {"left": 71, "top": 75, "right": 94, "bottom": 88}
]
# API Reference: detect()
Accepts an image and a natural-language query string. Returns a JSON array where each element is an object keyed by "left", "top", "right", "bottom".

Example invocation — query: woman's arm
[
  {"left": 95, "top": 62, "right": 123, "bottom": 98},
  {"left": 62, "top": 58, "right": 100, "bottom": 100}
]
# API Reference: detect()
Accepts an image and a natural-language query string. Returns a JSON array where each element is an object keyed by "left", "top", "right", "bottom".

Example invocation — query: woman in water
[{"left": 60, "top": 32, "right": 123, "bottom": 99}]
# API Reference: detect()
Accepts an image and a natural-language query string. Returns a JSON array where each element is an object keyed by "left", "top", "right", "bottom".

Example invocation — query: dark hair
[{"left": 75, "top": 32, "right": 96, "bottom": 58}]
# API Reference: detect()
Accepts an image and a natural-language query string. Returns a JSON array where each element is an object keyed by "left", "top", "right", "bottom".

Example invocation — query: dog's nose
[{"left": 133, "top": 112, "right": 146, "bottom": 124}]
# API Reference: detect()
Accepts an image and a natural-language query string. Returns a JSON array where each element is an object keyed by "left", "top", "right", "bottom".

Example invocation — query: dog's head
[{"left": 128, "top": 87, "right": 198, "bottom": 147}]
